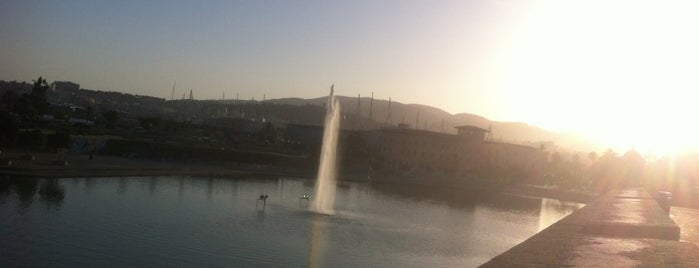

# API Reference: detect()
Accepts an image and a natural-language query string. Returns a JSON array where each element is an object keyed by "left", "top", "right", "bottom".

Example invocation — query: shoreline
[
  {"left": 0, "top": 151, "right": 313, "bottom": 179},
  {"left": 1, "top": 151, "right": 598, "bottom": 205},
  {"left": 500, "top": 184, "right": 597, "bottom": 204}
]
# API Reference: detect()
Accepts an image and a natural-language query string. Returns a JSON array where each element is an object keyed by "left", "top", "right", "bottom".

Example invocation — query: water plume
[{"left": 311, "top": 85, "right": 340, "bottom": 215}]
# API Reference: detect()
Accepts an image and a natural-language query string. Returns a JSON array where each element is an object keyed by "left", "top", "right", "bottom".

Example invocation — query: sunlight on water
[
  {"left": 537, "top": 198, "right": 585, "bottom": 232},
  {"left": 0, "top": 177, "right": 582, "bottom": 267}
]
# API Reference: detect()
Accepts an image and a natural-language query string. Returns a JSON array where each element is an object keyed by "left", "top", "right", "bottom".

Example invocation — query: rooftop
[{"left": 454, "top": 125, "right": 489, "bottom": 132}]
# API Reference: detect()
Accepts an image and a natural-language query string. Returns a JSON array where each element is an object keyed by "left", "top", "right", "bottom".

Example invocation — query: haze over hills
[
  {"left": 270, "top": 95, "right": 603, "bottom": 153},
  {"left": 0, "top": 78, "right": 602, "bottom": 153}
]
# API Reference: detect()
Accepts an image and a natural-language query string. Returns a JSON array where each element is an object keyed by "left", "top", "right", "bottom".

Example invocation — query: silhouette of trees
[
  {"left": 29, "top": 76, "right": 50, "bottom": 115},
  {"left": 543, "top": 151, "right": 586, "bottom": 189},
  {"left": 588, "top": 151, "right": 598, "bottom": 162},
  {"left": 85, "top": 105, "right": 95, "bottom": 120},
  {"left": 1, "top": 76, "right": 51, "bottom": 123},
  {"left": 16, "top": 129, "right": 44, "bottom": 157},
  {"left": 1, "top": 89, "right": 20, "bottom": 110},
  {"left": 14, "top": 96, "right": 38, "bottom": 121},
  {"left": 536, "top": 148, "right": 650, "bottom": 192},
  {"left": 584, "top": 149, "right": 647, "bottom": 192},
  {"left": 0, "top": 111, "right": 17, "bottom": 146},
  {"left": 621, "top": 150, "right": 645, "bottom": 186},
  {"left": 46, "top": 132, "right": 71, "bottom": 152},
  {"left": 101, "top": 110, "right": 119, "bottom": 129}
]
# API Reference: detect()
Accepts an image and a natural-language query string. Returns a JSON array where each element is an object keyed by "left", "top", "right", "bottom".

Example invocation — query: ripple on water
[{"left": 0, "top": 177, "right": 582, "bottom": 267}]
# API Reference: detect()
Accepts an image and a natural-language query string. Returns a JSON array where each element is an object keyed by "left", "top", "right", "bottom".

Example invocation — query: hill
[{"left": 269, "top": 95, "right": 602, "bottom": 152}]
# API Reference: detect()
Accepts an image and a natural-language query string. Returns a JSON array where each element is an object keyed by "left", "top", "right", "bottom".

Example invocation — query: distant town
[{"left": 1, "top": 77, "right": 698, "bottom": 207}]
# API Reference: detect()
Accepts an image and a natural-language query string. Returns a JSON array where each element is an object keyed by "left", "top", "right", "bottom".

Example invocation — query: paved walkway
[
  {"left": 671, "top": 206, "right": 699, "bottom": 247},
  {"left": 482, "top": 188, "right": 699, "bottom": 267}
]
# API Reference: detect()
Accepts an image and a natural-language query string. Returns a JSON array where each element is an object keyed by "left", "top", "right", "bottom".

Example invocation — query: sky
[{"left": 2, "top": 0, "right": 699, "bottom": 155}]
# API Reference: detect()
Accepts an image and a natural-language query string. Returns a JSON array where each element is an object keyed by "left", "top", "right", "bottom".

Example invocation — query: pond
[{"left": 0, "top": 176, "right": 583, "bottom": 267}]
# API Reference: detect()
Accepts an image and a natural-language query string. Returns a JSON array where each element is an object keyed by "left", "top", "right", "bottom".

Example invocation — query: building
[
  {"left": 368, "top": 124, "right": 546, "bottom": 178},
  {"left": 455, "top": 125, "right": 489, "bottom": 141},
  {"left": 51, "top": 81, "right": 80, "bottom": 92},
  {"left": 285, "top": 124, "right": 324, "bottom": 147}
]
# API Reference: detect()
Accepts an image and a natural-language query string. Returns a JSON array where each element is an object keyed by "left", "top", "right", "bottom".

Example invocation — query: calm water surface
[{"left": 0, "top": 177, "right": 582, "bottom": 267}]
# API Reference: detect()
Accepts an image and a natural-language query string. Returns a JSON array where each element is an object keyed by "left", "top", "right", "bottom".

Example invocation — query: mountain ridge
[{"left": 267, "top": 95, "right": 601, "bottom": 152}]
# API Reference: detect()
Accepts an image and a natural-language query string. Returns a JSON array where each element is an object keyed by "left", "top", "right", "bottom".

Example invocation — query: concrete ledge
[
  {"left": 613, "top": 189, "right": 653, "bottom": 199},
  {"left": 578, "top": 194, "right": 681, "bottom": 240},
  {"left": 566, "top": 237, "right": 699, "bottom": 267},
  {"left": 481, "top": 188, "right": 699, "bottom": 267},
  {"left": 581, "top": 221, "right": 680, "bottom": 240}
]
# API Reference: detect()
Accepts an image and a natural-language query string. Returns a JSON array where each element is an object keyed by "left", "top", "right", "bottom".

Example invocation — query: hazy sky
[
  {"left": 2, "top": 0, "right": 698, "bottom": 154},
  {"left": 1, "top": 0, "right": 533, "bottom": 115}
]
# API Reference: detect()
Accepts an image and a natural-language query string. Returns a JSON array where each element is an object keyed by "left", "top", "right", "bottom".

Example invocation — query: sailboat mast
[{"left": 171, "top": 81, "right": 176, "bottom": 101}]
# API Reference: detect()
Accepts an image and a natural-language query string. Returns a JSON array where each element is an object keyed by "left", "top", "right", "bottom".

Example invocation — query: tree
[
  {"left": 1, "top": 90, "right": 20, "bottom": 111},
  {"left": 46, "top": 132, "right": 71, "bottom": 153},
  {"left": 588, "top": 151, "right": 598, "bottom": 162},
  {"left": 29, "top": 77, "right": 50, "bottom": 115},
  {"left": 15, "top": 96, "right": 38, "bottom": 122},
  {"left": 9, "top": 77, "right": 51, "bottom": 123},
  {"left": 85, "top": 105, "right": 94, "bottom": 120},
  {"left": 0, "top": 111, "right": 18, "bottom": 146},
  {"left": 102, "top": 110, "right": 119, "bottom": 129},
  {"left": 46, "top": 132, "right": 71, "bottom": 162},
  {"left": 622, "top": 150, "right": 646, "bottom": 186},
  {"left": 16, "top": 129, "right": 44, "bottom": 157},
  {"left": 588, "top": 149, "right": 625, "bottom": 192}
]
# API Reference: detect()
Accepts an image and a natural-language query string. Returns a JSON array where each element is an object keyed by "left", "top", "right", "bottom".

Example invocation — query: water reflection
[
  {"left": 207, "top": 177, "right": 214, "bottom": 199},
  {"left": 371, "top": 182, "right": 548, "bottom": 213},
  {"left": 118, "top": 177, "right": 128, "bottom": 195},
  {"left": 0, "top": 176, "right": 582, "bottom": 267},
  {"left": 0, "top": 178, "right": 65, "bottom": 211},
  {"left": 149, "top": 176, "right": 158, "bottom": 196},
  {"left": 370, "top": 182, "right": 480, "bottom": 211},
  {"left": 537, "top": 198, "right": 584, "bottom": 231},
  {"left": 308, "top": 215, "right": 329, "bottom": 268},
  {"left": 39, "top": 179, "right": 65, "bottom": 208},
  {"left": 0, "top": 178, "right": 9, "bottom": 203},
  {"left": 84, "top": 177, "right": 94, "bottom": 193},
  {"left": 15, "top": 179, "right": 39, "bottom": 210},
  {"left": 230, "top": 178, "right": 239, "bottom": 198},
  {"left": 257, "top": 210, "right": 266, "bottom": 225},
  {"left": 177, "top": 176, "right": 185, "bottom": 199}
]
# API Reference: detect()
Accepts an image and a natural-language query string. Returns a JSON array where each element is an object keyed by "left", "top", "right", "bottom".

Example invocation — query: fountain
[{"left": 311, "top": 85, "right": 341, "bottom": 215}]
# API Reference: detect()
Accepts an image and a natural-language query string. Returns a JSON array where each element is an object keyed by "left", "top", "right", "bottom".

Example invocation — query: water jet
[{"left": 311, "top": 85, "right": 341, "bottom": 215}]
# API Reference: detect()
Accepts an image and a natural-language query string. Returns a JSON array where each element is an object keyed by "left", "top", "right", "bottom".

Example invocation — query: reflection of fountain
[
  {"left": 307, "top": 215, "right": 329, "bottom": 268},
  {"left": 311, "top": 85, "right": 341, "bottom": 215}
]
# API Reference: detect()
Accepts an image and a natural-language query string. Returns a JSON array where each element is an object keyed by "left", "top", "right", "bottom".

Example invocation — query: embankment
[{"left": 482, "top": 188, "right": 699, "bottom": 267}]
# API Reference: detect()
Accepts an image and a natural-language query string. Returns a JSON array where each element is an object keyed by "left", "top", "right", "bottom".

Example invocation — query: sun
[{"left": 498, "top": 0, "right": 699, "bottom": 156}]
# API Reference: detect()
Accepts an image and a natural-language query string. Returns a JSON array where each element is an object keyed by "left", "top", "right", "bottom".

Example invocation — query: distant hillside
[
  {"left": 0, "top": 78, "right": 601, "bottom": 152},
  {"left": 270, "top": 95, "right": 602, "bottom": 152}
]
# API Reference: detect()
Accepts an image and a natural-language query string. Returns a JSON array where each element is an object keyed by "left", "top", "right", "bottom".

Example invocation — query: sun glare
[{"left": 500, "top": 0, "right": 699, "bottom": 156}]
